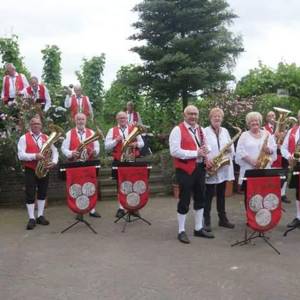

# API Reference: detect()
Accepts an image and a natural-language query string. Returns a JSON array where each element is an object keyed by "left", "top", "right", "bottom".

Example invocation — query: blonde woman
[{"left": 235, "top": 112, "right": 277, "bottom": 186}]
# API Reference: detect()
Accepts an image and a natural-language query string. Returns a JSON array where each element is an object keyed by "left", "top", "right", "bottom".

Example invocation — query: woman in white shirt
[
  {"left": 235, "top": 112, "right": 277, "bottom": 188},
  {"left": 204, "top": 108, "right": 235, "bottom": 232}
]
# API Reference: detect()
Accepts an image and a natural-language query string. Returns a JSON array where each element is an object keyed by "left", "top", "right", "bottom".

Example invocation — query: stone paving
[{"left": 1, "top": 192, "right": 300, "bottom": 300}]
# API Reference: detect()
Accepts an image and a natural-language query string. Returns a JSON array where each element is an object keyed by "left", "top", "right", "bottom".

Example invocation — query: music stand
[
  {"left": 60, "top": 160, "right": 100, "bottom": 234},
  {"left": 113, "top": 162, "right": 152, "bottom": 232},
  {"left": 231, "top": 169, "right": 285, "bottom": 255},
  {"left": 283, "top": 167, "right": 300, "bottom": 236}
]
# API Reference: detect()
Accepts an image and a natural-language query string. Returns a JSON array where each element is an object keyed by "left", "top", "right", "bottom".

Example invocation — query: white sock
[
  {"left": 26, "top": 204, "right": 35, "bottom": 219},
  {"left": 177, "top": 213, "right": 186, "bottom": 233},
  {"left": 37, "top": 200, "right": 46, "bottom": 217},
  {"left": 296, "top": 200, "right": 300, "bottom": 220},
  {"left": 90, "top": 208, "right": 96, "bottom": 214},
  {"left": 281, "top": 182, "right": 287, "bottom": 196},
  {"left": 194, "top": 209, "right": 204, "bottom": 231},
  {"left": 119, "top": 204, "right": 124, "bottom": 210}
]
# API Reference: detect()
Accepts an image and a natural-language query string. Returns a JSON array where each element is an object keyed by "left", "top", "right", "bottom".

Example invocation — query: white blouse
[
  {"left": 235, "top": 130, "right": 277, "bottom": 184},
  {"left": 204, "top": 126, "right": 235, "bottom": 184}
]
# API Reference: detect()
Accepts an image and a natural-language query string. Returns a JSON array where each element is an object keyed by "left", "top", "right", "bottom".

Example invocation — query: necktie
[
  {"left": 120, "top": 127, "right": 126, "bottom": 139},
  {"left": 189, "top": 127, "right": 201, "bottom": 147}
]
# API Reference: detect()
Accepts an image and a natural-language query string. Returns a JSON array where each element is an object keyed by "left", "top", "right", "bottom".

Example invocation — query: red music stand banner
[
  {"left": 66, "top": 166, "right": 98, "bottom": 214},
  {"left": 117, "top": 166, "right": 149, "bottom": 212},
  {"left": 246, "top": 176, "right": 281, "bottom": 232}
]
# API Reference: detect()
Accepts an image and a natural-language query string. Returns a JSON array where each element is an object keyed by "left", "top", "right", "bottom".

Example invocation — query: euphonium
[
  {"left": 76, "top": 127, "right": 104, "bottom": 161},
  {"left": 207, "top": 125, "right": 242, "bottom": 176},
  {"left": 256, "top": 131, "right": 272, "bottom": 169},
  {"left": 35, "top": 124, "right": 65, "bottom": 178},
  {"left": 274, "top": 107, "right": 297, "bottom": 144},
  {"left": 121, "top": 125, "right": 146, "bottom": 162}
]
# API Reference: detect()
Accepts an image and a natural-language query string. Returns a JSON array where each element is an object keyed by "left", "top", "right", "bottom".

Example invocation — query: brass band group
[{"left": 1, "top": 63, "right": 300, "bottom": 244}]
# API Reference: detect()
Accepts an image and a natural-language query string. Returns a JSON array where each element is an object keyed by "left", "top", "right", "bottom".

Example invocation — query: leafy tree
[
  {"left": 0, "top": 35, "right": 30, "bottom": 88},
  {"left": 130, "top": 0, "right": 243, "bottom": 110},
  {"left": 41, "top": 45, "right": 62, "bottom": 104},
  {"left": 76, "top": 55, "right": 105, "bottom": 115}
]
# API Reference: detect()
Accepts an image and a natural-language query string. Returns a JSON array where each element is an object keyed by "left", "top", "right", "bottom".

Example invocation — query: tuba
[
  {"left": 256, "top": 131, "right": 272, "bottom": 169},
  {"left": 35, "top": 124, "right": 65, "bottom": 178},
  {"left": 274, "top": 107, "right": 297, "bottom": 144},
  {"left": 121, "top": 125, "right": 146, "bottom": 162},
  {"left": 76, "top": 127, "right": 104, "bottom": 161},
  {"left": 207, "top": 125, "right": 242, "bottom": 176}
]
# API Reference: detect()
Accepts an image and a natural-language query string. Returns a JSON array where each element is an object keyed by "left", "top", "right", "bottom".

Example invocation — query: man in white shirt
[
  {"left": 17, "top": 116, "right": 58, "bottom": 230},
  {"left": 24, "top": 77, "right": 52, "bottom": 112},
  {"left": 105, "top": 111, "right": 144, "bottom": 218},
  {"left": 61, "top": 113, "right": 101, "bottom": 218},
  {"left": 1, "top": 63, "right": 29, "bottom": 105},
  {"left": 64, "top": 85, "right": 93, "bottom": 120},
  {"left": 126, "top": 101, "right": 142, "bottom": 125},
  {"left": 169, "top": 105, "right": 214, "bottom": 244}
]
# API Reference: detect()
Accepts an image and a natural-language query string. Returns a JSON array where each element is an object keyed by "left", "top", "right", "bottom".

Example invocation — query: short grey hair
[{"left": 246, "top": 112, "right": 263, "bottom": 127}]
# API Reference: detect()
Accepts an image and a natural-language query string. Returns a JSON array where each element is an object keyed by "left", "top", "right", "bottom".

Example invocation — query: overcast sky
[{"left": 1, "top": 0, "right": 299, "bottom": 89}]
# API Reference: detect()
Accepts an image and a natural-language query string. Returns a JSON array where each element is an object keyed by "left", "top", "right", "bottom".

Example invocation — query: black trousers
[
  {"left": 176, "top": 163, "right": 206, "bottom": 214},
  {"left": 25, "top": 168, "right": 49, "bottom": 204},
  {"left": 204, "top": 181, "right": 226, "bottom": 221}
]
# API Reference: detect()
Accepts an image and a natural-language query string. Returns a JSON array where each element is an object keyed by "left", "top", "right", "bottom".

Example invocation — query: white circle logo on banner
[
  {"left": 263, "top": 193, "right": 279, "bottom": 211},
  {"left": 249, "top": 194, "right": 263, "bottom": 212},
  {"left": 76, "top": 195, "right": 90, "bottom": 210},
  {"left": 69, "top": 184, "right": 82, "bottom": 199},
  {"left": 255, "top": 208, "right": 272, "bottom": 227},
  {"left": 126, "top": 192, "right": 140, "bottom": 207},
  {"left": 133, "top": 180, "right": 147, "bottom": 194},
  {"left": 120, "top": 181, "right": 133, "bottom": 195},
  {"left": 82, "top": 182, "right": 96, "bottom": 197}
]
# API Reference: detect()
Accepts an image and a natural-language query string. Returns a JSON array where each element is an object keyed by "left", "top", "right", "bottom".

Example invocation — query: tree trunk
[{"left": 181, "top": 90, "right": 188, "bottom": 111}]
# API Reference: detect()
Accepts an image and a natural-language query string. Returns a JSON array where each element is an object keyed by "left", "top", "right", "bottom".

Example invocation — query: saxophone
[
  {"left": 35, "top": 124, "right": 65, "bottom": 178},
  {"left": 207, "top": 125, "right": 242, "bottom": 176},
  {"left": 256, "top": 131, "right": 272, "bottom": 169}
]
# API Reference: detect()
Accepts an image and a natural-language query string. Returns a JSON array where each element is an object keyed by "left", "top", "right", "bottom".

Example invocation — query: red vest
[
  {"left": 112, "top": 125, "right": 139, "bottom": 160},
  {"left": 128, "top": 111, "right": 138, "bottom": 123},
  {"left": 173, "top": 123, "right": 204, "bottom": 175},
  {"left": 69, "top": 128, "right": 94, "bottom": 160},
  {"left": 264, "top": 123, "right": 274, "bottom": 134},
  {"left": 3, "top": 74, "right": 25, "bottom": 104},
  {"left": 23, "top": 132, "right": 48, "bottom": 170},
  {"left": 26, "top": 85, "right": 46, "bottom": 104},
  {"left": 70, "top": 95, "right": 90, "bottom": 119},
  {"left": 288, "top": 125, "right": 300, "bottom": 154}
]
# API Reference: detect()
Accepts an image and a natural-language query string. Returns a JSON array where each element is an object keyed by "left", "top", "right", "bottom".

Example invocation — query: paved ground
[{"left": 1, "top": 192, "right": 300, "bottom": 300}]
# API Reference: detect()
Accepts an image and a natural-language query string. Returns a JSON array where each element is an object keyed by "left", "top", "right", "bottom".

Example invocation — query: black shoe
[
  {"left": 219, "top": 219, "right": 235, "bottom": 229},
  {"left": 194, "top": 228, "right": 215, "bottom": 238},
  {"left": 36, "top": 216, "right": 50, "bottom": 225},
  {"left": 178, "top": 231, "right": 190, "bottom": 244},
  {"left": 281, "top": 195, "right": 291, "bottom": 204},
  {"left": 287, "top": 218, "right": 300, "bottom": 228},
  {"left": 89, "top": 211, "right": 101, "bottom": 218},
  {"left": 115, "top": 209, "right": 126, "bottom": 218},
  {"left": 203, "top": 224, "right": 212, "bottom": 232},
  {"left": 26, "top": 218, "right": 36, "bottom": 230}
]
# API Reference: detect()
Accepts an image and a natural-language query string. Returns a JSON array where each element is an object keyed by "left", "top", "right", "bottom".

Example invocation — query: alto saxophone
[
  {"left": 207, "top": 125, "right": 242, "bottom": 176},
  {"left": 256, "top": 131, "right": 272, "bottom": 169},
  {"left": 35, "top": 124, "right": 65, "bottom": 178}
]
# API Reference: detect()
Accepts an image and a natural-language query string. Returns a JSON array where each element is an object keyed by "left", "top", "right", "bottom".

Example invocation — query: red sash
[
  {"left": 69, "top": 128, "right": 94, "bottom": 160},
  {"left": 288, "top": 125, "right": 299, "bottom": 154},
  {"left": 23, "top": 132, "right": 48, "bottom": 170},
  {"left": 173, "top": 123, "right": 204, "bottom": 175},
  {"left": 3, "top": 74, "right": 25, "bottom": 104},
  {"left": 70, "top": 95, "right": 90, "bottom": 119}
]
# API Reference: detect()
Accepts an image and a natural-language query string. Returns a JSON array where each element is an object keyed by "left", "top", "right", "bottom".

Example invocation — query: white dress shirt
[
  {"left": 61, "top": 128, "right": 100, "bottom": 159},
  {"left": 235, "top": 130, "right": 277, "bottom": 184},
  {"left": 204, "top": 126, "right": 235, "bottom": 184},
  {"left": 127, "top": 111, "right": 142, "bottom": 125},
  {"left": 64, "top": 95, "right": 94, "bottom": 118},
  {"left": 281, "top": 126, "right": 300, "bottom": 160},
  {"left": 104, "top": 126, "right": 144, "bottom": 151},
  {"left": 1, "top": 73, "right": 29, "bottom": 99},
  {"left": 24, "top": 85, "right": 52, "bottom": 112},
  {"left": 169, "top": 121, "right": 210, "bottom": 163},
  {"left": 17, "top": 131, "right": 58, "bottom": 164}
]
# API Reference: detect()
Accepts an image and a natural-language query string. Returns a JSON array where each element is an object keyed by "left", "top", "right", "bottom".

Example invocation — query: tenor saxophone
[{"left": 256, "top": 131, "right": 272, "bottom": 169}]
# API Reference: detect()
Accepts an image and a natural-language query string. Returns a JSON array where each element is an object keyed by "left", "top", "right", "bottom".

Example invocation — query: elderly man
[
  {"left": 24, "top": 77, "right": 52, "bottom": 112},
  {"left": 64, "top": 85, "right": 93, "bottom": 119},
  {"left": 61, "top": 112, "right": 101, "bottom": 217},
  {"left": 169, "top": 105, "right": 214, "bottom": 244},
  {"left": 17, "top": 116, "right": 58, "bottom": 230},
  {"left": 105, "top": 111, "right": 144, "bottom": 218},
  {"left": 1, "top": 63, "right": 29, "bottom": 105},
  {"left": 126, "top": 101, "right": 142, "bottom": 125}
]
